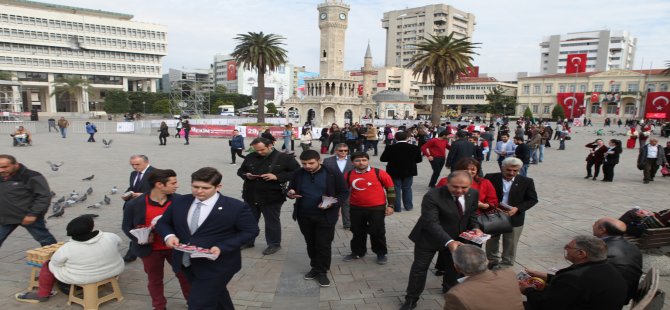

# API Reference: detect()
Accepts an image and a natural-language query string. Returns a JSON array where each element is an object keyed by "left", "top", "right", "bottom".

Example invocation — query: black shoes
[
  {"left": 434, "top": 269, "right": 445, "bottom": 276},
  {"left": 262, "top": 245, "right": 281, "bottom": 255},
  {"left": 304, "top": 270, "right": 319, "bottom": 280},
  {"left": 584, "top": 175, "right": 592, "bottom": 179},
  {"left": 376, "top": 254, "right": 388, "bottom": 265},
  {"left": 317, "top": 273, "right": 330, "bottom": 287},
  {"left": 343, "top": 254, "right": 362, "bottom": 262},
  {"left": 123, "top": 253, "right": 137, "bottom": 263},
  {"left": 400, "top": 298, "right": 418, "bottom": 310}
]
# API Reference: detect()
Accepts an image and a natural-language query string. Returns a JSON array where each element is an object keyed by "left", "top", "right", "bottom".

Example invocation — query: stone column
[
  {"left": 81, "top": 86, "right": 90, "bottom": 113},
  {"left": 122, "top": 77, "right": 129, "bottom": 91},
  {"left": 149, "top": 79, "right": 157, "bottom": 92},
  {"left": 47, "top": 73, "right": 57, "bottom": 113}
]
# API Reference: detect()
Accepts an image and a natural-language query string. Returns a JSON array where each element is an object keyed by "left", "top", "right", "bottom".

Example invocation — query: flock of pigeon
[{"left": 45, "top": 161, "right": 119, "bottom": 219}]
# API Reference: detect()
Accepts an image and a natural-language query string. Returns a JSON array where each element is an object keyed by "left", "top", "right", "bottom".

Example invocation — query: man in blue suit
[{"left": 156, "top": 167, "right": 259, "bottom": 310}]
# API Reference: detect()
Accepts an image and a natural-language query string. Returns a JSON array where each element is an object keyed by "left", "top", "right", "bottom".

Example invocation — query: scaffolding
[{"left": 168, "top": 79, "right": 210, "bottom": 118}]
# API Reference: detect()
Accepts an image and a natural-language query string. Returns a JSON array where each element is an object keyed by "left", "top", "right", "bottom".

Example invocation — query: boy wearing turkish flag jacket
[
  {"left": 122, "top": 169, "right": 190, "bottom": 310},
  {"left": 342, "top": 152, "right": 396, "bottom": 265}
]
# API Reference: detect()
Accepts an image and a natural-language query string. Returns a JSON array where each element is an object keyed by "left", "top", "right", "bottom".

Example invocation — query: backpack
[{"left": 345, "top": 168, "right": 384, "bottom": 189}]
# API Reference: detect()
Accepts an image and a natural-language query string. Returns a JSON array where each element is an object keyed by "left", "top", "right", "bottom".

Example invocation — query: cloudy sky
[{"left": 48, "top": 0, "right": 669, "bottom": 75}]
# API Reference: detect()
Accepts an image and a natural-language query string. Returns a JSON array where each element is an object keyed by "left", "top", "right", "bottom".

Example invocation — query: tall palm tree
[
  {"left": 51, "top": 76, "right": 94, "bottom": 112},
  {"left": 406, "top": 33, "right": 479, "bottom": 125},
  {"left": 231, "top": 32, "right": 288, "bottom": 123}
]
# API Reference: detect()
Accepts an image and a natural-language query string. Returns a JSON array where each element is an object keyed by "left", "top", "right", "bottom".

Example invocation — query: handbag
[
  {"left": 661, "top": 166, "right": 670, "bottom": 176},
  {"left": 476, "top": 209, "right": 513, "bottom": 234}
]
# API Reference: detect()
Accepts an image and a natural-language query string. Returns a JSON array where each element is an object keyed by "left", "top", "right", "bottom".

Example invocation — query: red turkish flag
[
  {"left": 358, "top": 84, "right": 363, "bottom": 96},
  {"left": 565, "top": 54, "right": 587, "bottom": 73},
  {"left": 645, "top": 92, "right": 670, "bottom": 120},
  {"left": 590, "top": 92, "right": 600, "bottom": 103},
  {"left": 227, "top": 61, "right": 237, "bottom": 80},
  {"left": 557, "top": 93, "right": 585, "bottom": 118},
  {"left": 458, "top": 66, "right": 479, "bottom": 78}
]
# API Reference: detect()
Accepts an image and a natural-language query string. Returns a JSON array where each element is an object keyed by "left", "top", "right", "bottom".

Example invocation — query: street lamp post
[
  {"left": 503, "top": 103, "right": 507, "bottom": 118},
  {"left": 142, "top": 101, "right": 146, "bottom": 114}
]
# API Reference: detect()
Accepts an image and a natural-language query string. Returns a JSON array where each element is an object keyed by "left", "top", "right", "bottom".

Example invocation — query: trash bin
[{"left": 30, "top": 109, "right": 38, "bottom": 121}]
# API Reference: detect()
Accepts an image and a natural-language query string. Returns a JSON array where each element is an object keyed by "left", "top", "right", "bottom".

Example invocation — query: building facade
[
  {"left": 346, "top": 65, "right": 419, "bottom": 101},
  {"left": 416, "top": 77, "right": 517, "bottom": 116},
  {"left": 516, "top": 69, "right": 669, "bottom": 120},
  {"left": 161, "top": 68, "right": 213, "bottom": 93},
  {"left": 382, "top": 4, "right": 475, "bottom": 68},
  {"left": 540, "top": 30, "right": 636, "bottom": 75},
  {"left": 0, "top": 0, "right": 167, "bottom": 114},
  {"left": 284, "top": 0, "right": 375, "bottom": 127}
]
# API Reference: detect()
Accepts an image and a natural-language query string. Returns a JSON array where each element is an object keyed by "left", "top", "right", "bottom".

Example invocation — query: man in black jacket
[
  {"left": 446, "top": 131, "right": 476, "bottom": 172},
  {"left": 0, "top": 155, "right": 57, "bottom": 247},
  {"left": 522, "top": 235, "right": 627, "bottom": 310},
  {"left": 513, "top": 136, "right": 530, "bottom": 177},
  {"left": 592, "top": 217, "right": 642, "bottom": 304},
  {"left": 400, "top": 171, "right": 481, "bottom": 310},
  {"left": 237, "top": 138, "right": 300, "bottom": 255},
  {"left": 485, "top": 157, "right": 538, "bottom": 269},
  {"left": 637, "top": 138, "right": 668, "bottom": 184},
  {"left": 380, "top": 131, "right": 422, "bottom": 212},
  {"left": 286, "top": 150, "right": 349, "bottom": 287},
  {"left": 122, "top": 154, "right": 156, "bottom": 262}
]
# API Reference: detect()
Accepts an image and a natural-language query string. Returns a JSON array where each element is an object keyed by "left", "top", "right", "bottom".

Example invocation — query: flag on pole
[
  {"left": 565, "top": 54, "right": 587, "bottom": 73},
  {"left": 645, "top": 92, "right": 670, "bottom": 120},
  {"left": 557, "top": 93, "right": 586, "bottom": 118}
]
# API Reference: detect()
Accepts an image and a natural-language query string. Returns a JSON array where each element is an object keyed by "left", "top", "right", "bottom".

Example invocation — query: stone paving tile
[{"left": 1, "top": 125, "right": 669, "bottom": 309}]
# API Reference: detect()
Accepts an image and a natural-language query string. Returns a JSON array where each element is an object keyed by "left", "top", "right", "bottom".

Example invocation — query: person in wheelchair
[{"left": 11, "top": 126, "right": 32, "bottom": 146}]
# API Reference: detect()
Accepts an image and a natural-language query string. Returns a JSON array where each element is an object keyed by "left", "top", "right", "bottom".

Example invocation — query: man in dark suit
[
  {"left": 484, "top": 157, "right": 538, "bottom": 269},
  {"left": 323, "top": 143, "right": 355, "bottom": 229},
  {"left": 446, "top": 131, "right": 476, "bottom": 172},
  {"left": 513, "top": 136, "right": 530, "bottom": 177},
  {"left": 637, "top": 138, "right": 668, "bottom": 184},
  {"left": 522, "top": 235, "right": 628, "bottom": 310},
  {"left": 400, "top": 171, "right": 482, "bottom": 310},
  {"left": 592, "top": 217, "right": 642, "bottom": 304},
  {"left": 156, "top": 167, "right": 259, "bottom": 310},
  {"left": 122, "top": 169, "right": 190, "bottom": 309},
  {"left": 380, "top": 131, "right": 422, "bottom": 212},
  {"left": 122, "top": 154, "right": 156, "bottom": 262}
]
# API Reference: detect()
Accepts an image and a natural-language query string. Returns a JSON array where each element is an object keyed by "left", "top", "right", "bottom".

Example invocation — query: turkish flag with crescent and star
[
  {"left": 226, "top": 61, "right": 237, "bottom": 81},
  {"left": 565, "top": 54, "right": 587, "bottom": 74},
  {"left": 590, "top": 92, "right": 600, "bottom": 103},
  {"left": 645, "top": 92, "right": 670, "bottom": 120},
  {"left": 557, "top": 93, "right": 586, "bottom": 118}
]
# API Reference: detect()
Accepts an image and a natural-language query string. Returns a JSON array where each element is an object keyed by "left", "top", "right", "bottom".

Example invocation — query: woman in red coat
[
  {"left": 626, "top": 125, "right": 638, "bottom": 149},
  {"left": 436, "top": 157, "right": 498, "bottom": 214}
]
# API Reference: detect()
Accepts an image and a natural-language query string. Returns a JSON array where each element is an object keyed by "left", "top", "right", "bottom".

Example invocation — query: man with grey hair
[
  {"left": 121, "top": 154, "right": 155, "bottom": 262},
  {"left": 637, "top": 137, "right": 668, "bottom": 184},
  {"left": 484, "top": 157, "right": 538, "bottom": 269},
  {"left": 400, "top": 170, "right": 481, "bottom": 310},
  {"left": 444, "top": 245, "right": 523, "bottom": 310},
  {"left": 522, "top": 235, "right": 627, "bottom": 309}
]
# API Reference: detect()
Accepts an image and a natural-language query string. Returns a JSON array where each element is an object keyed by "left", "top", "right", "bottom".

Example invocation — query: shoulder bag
[{"left": 476, "top": 209, "right": 513, "bottom": 234}]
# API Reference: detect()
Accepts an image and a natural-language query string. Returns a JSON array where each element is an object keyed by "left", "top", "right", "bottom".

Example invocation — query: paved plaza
[{"left": 1, "top": 122, "right": 669, "bottom": 309}]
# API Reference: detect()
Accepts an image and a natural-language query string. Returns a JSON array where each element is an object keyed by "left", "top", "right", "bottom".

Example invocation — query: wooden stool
[
  {"left": 27, "top": 266, "right": 40, "bottom": 290},
  {"left": 67, "top": 276, "right": 123, "bottom": 310}
]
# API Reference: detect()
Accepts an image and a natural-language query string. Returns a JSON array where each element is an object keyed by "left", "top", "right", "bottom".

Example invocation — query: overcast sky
[{"left": 47, "top": 0, "right": 670, "bottom": 75}]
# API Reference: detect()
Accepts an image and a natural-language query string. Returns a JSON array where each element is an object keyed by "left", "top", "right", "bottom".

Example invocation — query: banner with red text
[
  {"left": 556, "top": 93, "right": 586, "bottom": 118},
  {"left": 645, "top": 92, "right": 670, "bottom": 120},
  {"left": 189, "top": 125, "right": 238, "bottom": 137},
  {"left": 565, "top": 54, "right": 587, "bottom": 74},
  {"left": 245, "top": 126, "right": 299, "bottom": 139}
]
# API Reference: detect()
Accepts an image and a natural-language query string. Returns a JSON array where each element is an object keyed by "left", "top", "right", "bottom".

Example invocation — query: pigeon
[
  {"left": 50, "top": 190, "right": 56, "bottom": 197},
  {"left": 47, "top": 206, "right": 64, "bottom": 218},
  {"left": 64, "top": 200, "right": 76, "bottom": 207},
  {"left": 69, "top": 190, "right": 79, "bottom": 199},
  {"left": 111, "top": 186, "right": 118, "bottom": 195},
  {"left": 82, "top": 175, "right": 95, "bottom": 181},
  {"left": 102, "top": 139, "right": 113, "bottom": 148},
  {"left": 56, "top": 196, "right": 65, "bottom": 204},
  {"left": 51, "top": 201, "right": 64, "bottom": 213},
  {"left": 103, "top": 195, "right": 111, "bottom": 205},
  {"left": 87, "top": 202, "right": 103, "bottom": 209},
  {"left": 86, "top": 187, "right": 93, "bottom": 195},
  {"left": 46, "top": 161, "right": 64, "bottom": 172},
  {"left": 75, "top": 193, "right": 87, "bottom": 203}
]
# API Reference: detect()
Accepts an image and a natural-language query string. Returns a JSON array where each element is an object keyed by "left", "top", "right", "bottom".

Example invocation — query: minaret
[
  {"left": 317, "top": 0, "right": 350, "bottom": 78},
  {"left": 361, "top": 42, "right": 374, "bottom": 101}
]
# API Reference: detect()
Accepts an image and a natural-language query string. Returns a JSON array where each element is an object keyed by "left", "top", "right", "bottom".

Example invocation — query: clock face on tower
[
  {"left": 339, "top": 13, "right": 346, "bottom": 20},
  {"left": 320, "top": 13, "right": 327, "bottom": 20}
]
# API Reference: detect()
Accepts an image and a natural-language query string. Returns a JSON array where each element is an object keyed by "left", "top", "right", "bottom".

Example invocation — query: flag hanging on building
[
  {"left": 458, "top": 66, "right": 479, "bottom": 79},
  {"left": 645, "top": 92, "right": 670, "bottom": 120},
  {"left": 590, "top": 92, "right": 600, "bottom": 103},
  {"left": 565, "top": 54, "right": 587, "bottom": 74},
  {"left": 557, "top": 93, "right": 586, "bottom": 118},
  {"left": 227, "top": 61, "right": 237, "bottom": 81}
]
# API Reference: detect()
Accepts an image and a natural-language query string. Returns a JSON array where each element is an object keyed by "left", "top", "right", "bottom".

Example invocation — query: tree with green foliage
[
  {"left": 523, "top": 106, "right": 533, "bottom": 119},
  {"left": 485, "top": 86, "right": 517, "bottom": 115},
  {"left": 0, "top": 71, "right": 12, "bottom": 80},
  {"left": 103, "top": 90, "right": 131, "bottom": 114},
  {"left": 51, "top": 76, "right": 94, "bottom": 112},
  {"left": 266, "top": 102, "right": 278, "bottom": 115},
  {"left": 152, "top": 99, "right": 171, "bottom": 114},
  {"left": 214, "top": 85, "right": 227, "bottom": 95},
  {"left": 406, "top": 33, "right": 479, "bottom": 125},
  {"left": 231, "top": 32, "right": 288, "bottom": 123},
  {"left": 551, "top": 104, "right": 566, "bottom": 121}
]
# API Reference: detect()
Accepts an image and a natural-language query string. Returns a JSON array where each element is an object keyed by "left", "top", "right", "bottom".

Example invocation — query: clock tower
[{"left": 317, "top": 0, "right": 349, "bottom": 78}]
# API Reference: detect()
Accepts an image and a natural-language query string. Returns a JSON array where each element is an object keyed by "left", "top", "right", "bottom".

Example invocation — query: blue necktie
[{"left": 182, "top": 201, "right": 203, "bottom": 267}]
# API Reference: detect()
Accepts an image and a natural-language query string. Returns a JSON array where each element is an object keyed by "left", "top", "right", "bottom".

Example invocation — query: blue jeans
[
  {"left": 520, "top": 164, "right": 529, "bottom": 177},
  {"left": 393, "top": 176, "right": 414, "bottom": 212},
  {"left": 559, "top": 140, "right": 565, "bottom": 150},
  {"left": 428, "top": 157, "right": 445, "bottom": 187},
  {"left": 538, "top": 145, "right": 545, "bottom": 162},
  {"left": 0, "top": 218, "right": 57, "bottom": 247},
  {"left": 59, "top": 127, "right": 67, "bottom": 138},
  {"left": 530, "top": 147, "right": 538, "bottom": 163}
]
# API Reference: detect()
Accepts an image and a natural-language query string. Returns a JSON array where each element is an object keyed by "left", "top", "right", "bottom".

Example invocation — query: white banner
[{"left": 116, "top": 122, "right": 135, "bottom": 132}]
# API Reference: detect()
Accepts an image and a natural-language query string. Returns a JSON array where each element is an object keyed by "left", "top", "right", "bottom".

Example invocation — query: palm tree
[
  {"left": 231, "top": 32, "right": 288, "bottom": 123},
  {"left": 406, "top": 33, "right": 479, "bottom": 125},
  {"left": 51, "top": 76, "right": 94, "bottom": 112}
]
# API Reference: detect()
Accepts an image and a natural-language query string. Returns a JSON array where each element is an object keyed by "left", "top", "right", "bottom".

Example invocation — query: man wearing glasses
[
  {"left": 323, "top": 143, "right": 354, "bottom": 229},
  {"left": 521, "top": 235, "right": 627, "bottom": 310}
]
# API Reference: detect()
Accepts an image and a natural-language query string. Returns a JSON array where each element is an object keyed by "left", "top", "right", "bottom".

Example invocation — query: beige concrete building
[
  {"left": 284, "top": 0, "right": 375, "bottom": 126},
  {"left": 516, "top": 69, "right": 669, "bottom": 120},
  {"left": 416, "top": 77, "right": 517, "bottom": 116},
  {"left": 0, "top": 0, "right": 166, "bottom": 114},
  {"left": 346, "top": 66, "right": 419, "bottom": 100},
  {"left": 382, "top": 4, "right": 475, "bottom": 68}
]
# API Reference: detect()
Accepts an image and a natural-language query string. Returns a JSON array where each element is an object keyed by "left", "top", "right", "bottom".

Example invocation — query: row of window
[
  {"left": 521, "top": 82, "right": 668, "bottom": 94},
  {"left": 421, "top": 85, "right": 497, "bottom": 91},
  {"left": 0, "top": 42, "right": 161, "bottom": 63},
  {"left": 557, "top": 65, "right": 597, "bottom": 69},
  {"left": 0, "top": 14, "right": 166, "bottom": 40},
  {"left": 0, "top": 27, "right": 166, "bottom": 52},
  {"left": 426, "top": 94, "right": 485, "bottom": 100},
  {"left": 521, "top": 103, "right": 636, "bottom": 115},
  {"left": 0, "top": 56, "right": 159, "bottom": 74}
]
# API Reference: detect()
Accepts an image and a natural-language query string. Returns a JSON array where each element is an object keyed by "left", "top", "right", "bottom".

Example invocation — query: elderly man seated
[
  {"left": 15, "top": 215, "right": 124, "bottom": 303},
  {"left": 11, "top": 126, "right": 31, "bottom": 145},
  {"left": 444, "top": 245, "right": 523, "bottom": 310},
  {"left": 521, "top": 235, "right": 628, "bottom": 310}
]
